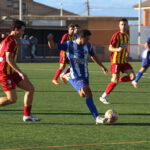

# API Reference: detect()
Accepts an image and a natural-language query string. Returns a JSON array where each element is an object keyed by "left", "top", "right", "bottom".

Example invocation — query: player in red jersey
[
  {"left": 52, "top": 24, "right": 75, "bottom": 85},
  {"left": 0, "top": 20, "right": 40, "bottom": 121},
  {"left": 99, "top": 18, "right": 135, "bottom": 104}
]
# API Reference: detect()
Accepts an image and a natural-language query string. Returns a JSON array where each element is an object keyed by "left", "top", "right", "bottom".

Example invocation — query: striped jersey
[
  {"left": 110, "top": 31, "right": 129, "bottom": 64},
  {"left": 61, "top": 33, "right": 75, "bottom": 43},
  {"left": 0, "top": 35, "right": 18, "bottom": 75},
  {"left": 57, "top": 41, "right": 95, "bottom": 79}
]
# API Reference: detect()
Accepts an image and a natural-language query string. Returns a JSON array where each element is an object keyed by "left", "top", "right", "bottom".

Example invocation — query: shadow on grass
[
  {"left": 9, "top": 122, "right": 150, "bottom": 126},
  {"left": 1, "top": 110, "right": 150, "bottom": 117},
  {"left": 107, "top": 123, "right": 150, "bottom": 126}
]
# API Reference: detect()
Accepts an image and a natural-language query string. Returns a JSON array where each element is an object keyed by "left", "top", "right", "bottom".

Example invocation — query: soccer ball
[{"left": 105, "top": 109, "right": 118, "bottom": 124}]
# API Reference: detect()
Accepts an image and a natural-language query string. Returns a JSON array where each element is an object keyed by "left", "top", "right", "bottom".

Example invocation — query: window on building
[
  {"left": 23, "top": 3, "right": 26, "bottom": 13},
  {"left": 13, "top": 2, "right": 19, "bottom": 9},
  {"left": 7, "top": 0, "right": 12, "bottom": 7}
]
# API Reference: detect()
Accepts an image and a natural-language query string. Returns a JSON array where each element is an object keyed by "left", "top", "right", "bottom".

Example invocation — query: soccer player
[
  {"left": 100, "top": 18, "right": 135, "bottom": 104},
  {"left": 59, "top": 24, "right": 80, "bottom": 82},
  {"left": 132, "top": 35, "right": 150, "bottom": 88},
  {"left": 52, "top": 24, "right": 75, "bottom": 85},
  {"left": 0, "top": 20, "right": 40, "bottom": 122},
  {"left": 74, "top": 24, "right": 80, "bottom": 39},
  {"left": 48, "top": 29, "right": 108, "bottom": 124}
]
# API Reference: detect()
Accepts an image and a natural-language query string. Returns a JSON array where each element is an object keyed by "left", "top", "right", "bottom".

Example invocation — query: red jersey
[
  {"left": 61, "top": 33, "right": 75, "bottom": 43},
  {"left": 0, "top": 34, "right": 18, "bottom": 75},
  {"left": 110, "top": 31, "right": 129, "bottom": 64},
  {"left": 59, "top": 33, "right": 75, "bottom": 64}
]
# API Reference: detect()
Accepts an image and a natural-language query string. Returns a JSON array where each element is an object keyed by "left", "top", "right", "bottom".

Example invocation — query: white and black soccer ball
[{"left": 105, "top": 109, "right": 118, "bottom": 124}]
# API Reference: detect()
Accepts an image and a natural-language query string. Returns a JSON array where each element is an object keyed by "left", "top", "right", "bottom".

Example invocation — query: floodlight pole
[
  {"left": 138, "top": 0, "right": 141, "bottom": 59},
  {"left": 60, "top": 0, "right": 63, "bottom": 26},
  {"left": 86, "top": 0, "right": 90, "bottom": 16},
  {"left": 19, "top": 0, "right": 23, "bottom": 20}
]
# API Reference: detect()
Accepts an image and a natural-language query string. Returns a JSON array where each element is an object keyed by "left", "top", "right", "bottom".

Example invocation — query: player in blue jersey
[
  {"left": 132, "top": 35, "right": 150, "bottom": 88},
  {"left": 59, "top": 24, "right": 80, "bottom": 83},
  {"left": 48, "top": 29, "right": 108, "bottom": 124}
]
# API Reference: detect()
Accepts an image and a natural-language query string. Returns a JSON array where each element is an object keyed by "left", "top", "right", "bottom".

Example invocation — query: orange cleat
[
  {"left": 52, "top": 79, "right": 60, "bottom": 85},
  {"left": 60, "top": 75, "right": 67, "bottom": 84}
]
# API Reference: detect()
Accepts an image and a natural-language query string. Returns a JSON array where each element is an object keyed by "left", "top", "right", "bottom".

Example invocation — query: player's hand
[
  {"left": 102, "top": 67, "right": 108, "bottom": 75},
  {"left": 117, "top": 47, "right": 123, "bottom": 52},
  {"left": 47, "top": 33, "right": 53, "bottom": 41},
  {"left": 18, "top": 72, "right": 27, "bottom": 80}
]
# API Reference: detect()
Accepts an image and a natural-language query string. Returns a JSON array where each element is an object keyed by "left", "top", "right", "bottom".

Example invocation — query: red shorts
[
  {"left": 59, "top": 50, "right": 69, "bottom": 64},
  {"left": 111, "top": 63, "right": 133, "bottom": 74},
  {"left": 0, "top": 72, "right": 22, "bottom": 91}
]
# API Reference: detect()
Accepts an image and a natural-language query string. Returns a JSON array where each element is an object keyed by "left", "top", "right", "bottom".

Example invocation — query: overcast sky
[{"left": 34, "top": 0, "right": 146, "bottom": 17}]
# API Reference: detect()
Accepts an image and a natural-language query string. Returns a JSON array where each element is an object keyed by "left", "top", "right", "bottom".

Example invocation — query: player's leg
[
  {"left": 60, "top": 67, "right": 70, "bottom": 84},
  {"left": 52, "top": 50, "right": 67, "bottom": 85},
  {"left": 100, "top": 74, "right": 118, "bottom": 104},
  {"left": 0, "top": 76, "right": 17, "bottom": 106},
  {"left": 80, "top": 85, "right": 107, "bottom": 124},
  {"left": 0, "top": 89, "right": 17, "bottom": 106},
  {"left": 52, "top": 63, "right": 65, "bottom": 85},
  {"left": 119, "top": 63, "right": 135, "bottom": 82},
  {"left": 100, "top": 64, "right": 120, "bottom": 104},
  {"left": 17, "top": 77, "right": 40, "bottom": 121},
  {"left": 132, "top": 59, "right": 149, "bottom": 88}
]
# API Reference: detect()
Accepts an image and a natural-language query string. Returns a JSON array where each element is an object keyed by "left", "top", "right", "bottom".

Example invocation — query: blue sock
[
  {"left": 86, "top": 98, "right": 99, "bottom": 120},
  {"left": 134, "top": 72, "right": 143, "bottom": 83},
  {"left": 68, "top": 78, "right": 78, "bottom": 92}
]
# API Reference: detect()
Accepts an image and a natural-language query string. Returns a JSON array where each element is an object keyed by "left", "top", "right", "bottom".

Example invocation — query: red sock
[
  {"left": 64, "top": 67, "right": 70, "bottom": 75},
  {"left": 105, "top": 82, "right": 117, "bottom": 94},
  {"left": 24, "top": 105, "right": 32, "bottom": 116},
  {"left": 119, "top": 76, "right": 131, "bottom": 82},
  {"left": 53, "top": 69, "right": 62, "bottom": 80}
]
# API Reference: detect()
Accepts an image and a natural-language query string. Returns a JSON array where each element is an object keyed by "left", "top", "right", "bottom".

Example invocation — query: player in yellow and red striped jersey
[
  {"left": 0, "top": 20, "right": 40, "bottom": 121},
  {"left": 99, "top": 18, "right": 135, "bottom": 104},
  {"left": 52, "top": 24, "right": 75, "bottom": 85}
]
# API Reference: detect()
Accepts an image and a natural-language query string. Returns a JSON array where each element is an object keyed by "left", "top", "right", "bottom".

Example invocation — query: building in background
[
  {"left": 0, "top": 0, "right": 138, "bottom": 62},
  {"left": 134, "top": 0, "right": 150, "bottom": 26}
]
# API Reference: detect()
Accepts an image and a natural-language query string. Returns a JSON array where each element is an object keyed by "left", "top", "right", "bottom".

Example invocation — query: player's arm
[
  {"left": 47, "top": 33, "right": 68, "bottom": 52},
  {"left": 109, "top": 44, "right": 123, "bottom": 52},
  {"left": 90, "top": 55, "right": 108, "bottom": 75},
  {"left": 5, "top": 52, "right": 26, "bottom": 80},
  {"left": 47, "top": 33, "right": 58, "bottom": 49}
]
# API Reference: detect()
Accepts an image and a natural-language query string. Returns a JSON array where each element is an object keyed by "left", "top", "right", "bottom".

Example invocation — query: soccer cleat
[
  {"left": 132, "top": 81, "right": 139, "bottom": 88},
  {"left": 23, "top": 115, "right": 40, "bottom": 122},
  {"left": 96, "top": 116, "right": 108, "bottom": 125},
  {"left": 99, "top": 97, "right": 111, "bottom": 104},
  {"left": 62, "top": 73, "right": 70, "bottom": 81},
  {"left": 52, "top": 79, "right": 60, "bottom": 85},
  {"left": 60, "top": 74, "right": 67, "bottom": 84}
]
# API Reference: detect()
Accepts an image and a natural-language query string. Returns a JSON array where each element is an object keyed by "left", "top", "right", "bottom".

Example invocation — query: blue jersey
[
  {"left": 141, "top": 49, "right": 150, "bottom": 68},
  {"left": 74, "top": 34, "right": 79, "bottom": 40},
  {"left": 146, "top": 35, "right": 150, "bottom": 44},
  {"left": 57, "top": 40, "right": 95, "bottom": 79}
]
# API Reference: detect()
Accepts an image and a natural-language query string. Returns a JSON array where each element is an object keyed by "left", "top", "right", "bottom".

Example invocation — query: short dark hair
[
  {"left": 78, "top": 29, "right": 91, "bottom": 38},
  {"left": 74, "top": 24, "right": 79, "bottom": 28},
  {"left": 68, "top": 23, "right": 74, "bottom": 29},
  {"left": 119, "top": 18, "right": 128, "bottom": 23},
  {"left": 11, "top": 19, "right": 26, "bottom": 31}
]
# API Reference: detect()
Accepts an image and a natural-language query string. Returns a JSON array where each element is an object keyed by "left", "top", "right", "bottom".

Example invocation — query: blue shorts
[
  {"left": 141, "top": 58, "right": 150, "bottom": 68},
  {"left": 72, "top": 78, "right": 89, "bottom": 92},
  {"left": 141, "top": 50, "right": 150, "bottom": 68}
]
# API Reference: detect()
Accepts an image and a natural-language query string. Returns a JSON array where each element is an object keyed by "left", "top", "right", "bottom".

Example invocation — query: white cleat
[
  {"left": 99, "top": 97, "right": 111, "bottom": 104},
  {"left": 23, "top": 115, "right": 40, "bottom": 122},
  {"left": 62, "top": 73, "right": 70, "bottom": 81},
  {"left": 132, "top": 81, "right": 139, "bottom": 88},
  {"left": 96, "top": 116, "right": 108, "bottom": 125}
]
